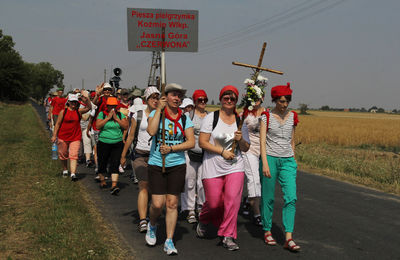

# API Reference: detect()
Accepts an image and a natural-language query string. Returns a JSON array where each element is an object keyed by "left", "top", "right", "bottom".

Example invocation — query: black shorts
[{"left": 148, "top": 164, "right": 186, "bottom": 195}]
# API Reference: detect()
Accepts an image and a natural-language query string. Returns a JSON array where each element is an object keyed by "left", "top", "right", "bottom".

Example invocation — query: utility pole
[
  {"left": 148, "top": 51, "right": 162, "bottom": 88},
  {"left": 82, "top": 78, "right": 84, "bottom": 90},
  {"left": 104, "top": 69, "right": 106, "bottom": 83}
]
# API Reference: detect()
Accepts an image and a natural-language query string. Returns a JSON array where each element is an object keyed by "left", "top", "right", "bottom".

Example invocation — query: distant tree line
[
  {"left": 0, "top": 29, "right": 64, "bottom": 102},
  {"left": 319, "top": 105, "right": 399, "bottom": 114}
]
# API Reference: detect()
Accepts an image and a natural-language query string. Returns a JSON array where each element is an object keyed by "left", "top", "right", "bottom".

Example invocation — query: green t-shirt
[{"left": 97, "top": 112, "right": 125, "bottom": 144}]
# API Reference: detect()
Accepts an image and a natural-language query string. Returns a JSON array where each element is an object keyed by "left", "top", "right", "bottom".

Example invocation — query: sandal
[
  {"left": 264, "top": 233, "right": 277, "bottom": 246},
  {"left": 284, "top": 238, "right": 301, "bottom": 252}
]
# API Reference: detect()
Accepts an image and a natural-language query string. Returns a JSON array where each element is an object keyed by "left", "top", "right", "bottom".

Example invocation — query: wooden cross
[
  {"left": 230, "top": 42, "right": 284, "bottom": 153},
  {"left": 232, "top": 42, "right": 284, "bottom": 81}
]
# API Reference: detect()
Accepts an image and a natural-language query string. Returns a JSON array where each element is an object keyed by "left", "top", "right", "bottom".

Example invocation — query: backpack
[
  {"left": 212, "top": 110, "right": 240, "bottom": 131},
  {"left": 59, "top": 108, "right": 81, "bottom": 128},
  {"left": 261, "top": 110, "right": 298, "bottom": 131}
]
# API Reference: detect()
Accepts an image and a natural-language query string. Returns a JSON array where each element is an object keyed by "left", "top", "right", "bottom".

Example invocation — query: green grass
[
  {"left": 296, "top": 143, "right": 400, "bottom": 194},
  {"left": 0, "top": 103, "right": 129, "bottom": 259}
]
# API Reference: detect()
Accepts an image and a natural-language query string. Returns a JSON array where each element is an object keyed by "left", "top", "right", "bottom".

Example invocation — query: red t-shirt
[
  {"left": 58, "top": 109, "right": 82, "bottom": 141},
  {"left": 51, "top": 96, "right": 67, "bottom": 115},
  {"left": 92, "top": 96, "right": 108, "bottom": 131}
]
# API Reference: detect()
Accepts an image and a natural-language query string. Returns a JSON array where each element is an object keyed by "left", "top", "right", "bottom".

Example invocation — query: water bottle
[{"left": 52, "top": 142, "right": 58, "bottom": 160}]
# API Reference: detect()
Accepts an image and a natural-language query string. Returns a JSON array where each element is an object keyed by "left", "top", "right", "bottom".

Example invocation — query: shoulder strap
[
  {"left": 189, "top": 110, "right": 195, "bottom": 120},
  {"left": 76, "top": 109, "right": 81, "bottom": 121},
  {"left": 59, "top": 108, "right": 68, "bottom": 127},
  {"left": 133, "top": 110, "right": 143, "bottom": 148},
  {"left": 292, "top": 111, "right": 299, "bottom": 126},
  {"left": 212, "top": 110, "right": 219, "bottom": 131},
  {"left": 181, "top": 113, "right": 187, "bottom": 131},
  {"left": 261, "top": 111, "right": 270, "bottom": 131}
]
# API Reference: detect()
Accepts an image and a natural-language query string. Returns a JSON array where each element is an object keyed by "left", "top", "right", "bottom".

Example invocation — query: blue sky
[{"left": 1, "top": 0, "right": 399, "bottom": 109}]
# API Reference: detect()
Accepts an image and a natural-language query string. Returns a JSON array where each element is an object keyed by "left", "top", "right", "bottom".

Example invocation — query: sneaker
[
  {"left": 94, "top": 175, "right": 100, "bottom": 182},
  {"left": 145, "top": 223, "right": 157, "bottom": 246},
  {"left": 138, "top": 219, "right": 148, "bottom": 233},
  {"left": 187, "top": 211, "right": 198, "bottom": 224},
  {"left": 94, "top": 167, "right": 98, "bottom": 175},
  {"left": 86, "top": 160, "right": 93, "bottom": 168},
  {"left": 71, "top": 174, "right": 78, "bottom": 181},
  {"left": 253, "top": 215, "right": 263, "bottom": 226},
  {"left": 62, "top": 170, "right": 68, "bottom": 178},
  {"left": 196, "top": 222, "right": 206, "bottom": 238},
  {"left": 242, "top": 196, "right": 250, "bottom": 216},
  {"left": 222, "top": 237, "right": 239, "bottom": 251},
  {"left": 163, "top": 238, "right": 178, "bottom": 255},
  {"left": 133, "top": 176, "right": 139, "bottom": 184},
  {"left": 110, "top": 186, "right": 120, "bottom": 195}
]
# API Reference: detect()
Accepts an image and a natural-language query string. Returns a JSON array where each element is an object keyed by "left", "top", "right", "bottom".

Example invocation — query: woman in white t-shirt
[
  {"left": 120, "top": 87, "right": 160, "bottom": 233},
  {"left": 196, "top": 85, "right": 250, "bottom": 251}
]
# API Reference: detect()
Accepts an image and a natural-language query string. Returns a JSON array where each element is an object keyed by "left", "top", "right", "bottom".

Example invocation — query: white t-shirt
[
  {"left": 132, "top": 110, "right": 152, "bottom": 152},
  {"left": 200, "top": 112, "right": 250, "bottom": 179}
]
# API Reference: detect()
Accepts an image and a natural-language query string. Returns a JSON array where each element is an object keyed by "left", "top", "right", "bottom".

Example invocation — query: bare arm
[
  {"left": 120, "top": 117, "right": 137, "bottom": 166},
  {"left": 51, "top": 110, "right": 64, "bottom": 142},
  {"left": 291, "top": 127, "right": 296, "bottom": 157},
  {"left": 260, "top": 120, "right": 271, "bottom": 178}
]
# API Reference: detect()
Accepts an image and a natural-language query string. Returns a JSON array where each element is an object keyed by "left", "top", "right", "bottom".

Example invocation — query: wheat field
[{"left": 296, "top": 111, "right": 400, "bottom": 149}]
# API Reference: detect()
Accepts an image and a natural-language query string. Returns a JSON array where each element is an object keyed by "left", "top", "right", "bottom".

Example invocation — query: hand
[
  {"left": 107, "top": 109, "right": 114, "bottom": 119},
  {"left": 262, "top": 164, "right": 271, "bottom": 178},
  {"left": 96, "top": 83, "right": 104, "bottom": 94},
  {"left": 222, "top": 149, "right": 235, "bottom": 160},
  {"left": 120, "top": 156, "right": 126, "bottom": 168},
  {"left": 86, "top": 128, "right": 91, "bottom": 138},
  {"left": 112, "top": 109, "right": 119, "bottom": 120},
  {"left": 158, "top": 96, "right": 167, "bottom": 110},
  {"left": 81, "top": 89, "right": 89, "bottom": 98},
  {"left": 48, "top": 114, "right": 52, "bottom": 120},
  {"left": 51, "top": 136, "right": 57, "bottom": 143},
  {"left": 234, "top": 130, "right": 242, "bottom": 141},
  {"left": 159, "top": 144, "right": 172, "bottom": 155}
]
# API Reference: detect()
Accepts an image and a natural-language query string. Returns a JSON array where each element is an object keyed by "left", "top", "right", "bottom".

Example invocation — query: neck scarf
[{"left": 164, "top": 108, "right": 185, "bottom": 137}]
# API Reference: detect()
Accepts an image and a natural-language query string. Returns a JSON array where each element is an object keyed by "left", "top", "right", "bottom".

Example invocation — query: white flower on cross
[{"left": 244, "top": 79, "right": 255, "bottom": 85}]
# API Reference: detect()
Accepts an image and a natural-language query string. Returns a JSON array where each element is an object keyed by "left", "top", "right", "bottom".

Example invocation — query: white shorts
[{"left": 243, "top": 152, "right": 261, "bottom": 198}]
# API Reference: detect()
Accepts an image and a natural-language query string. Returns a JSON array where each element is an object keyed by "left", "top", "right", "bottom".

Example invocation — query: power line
[{"left": 196, "top": 0, "right": 347, "bottom": 56}]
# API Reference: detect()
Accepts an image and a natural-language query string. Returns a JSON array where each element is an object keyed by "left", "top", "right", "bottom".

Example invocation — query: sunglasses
[
  {"left": 103, "top": 88, "right": 112, "bottom": 92},
  {"left": 197, "top": 98, "right": 208, "bottom": 103},
  {"left": 222, "top": 96, "right": 237, "bottom": 102}
]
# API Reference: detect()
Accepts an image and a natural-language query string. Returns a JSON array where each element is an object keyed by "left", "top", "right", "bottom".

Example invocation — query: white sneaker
[
  {"left": 62, "top": 170, "right": 68, "bottom": 178},
  {"left": 163, "top": 238, "right": 178, "bottom": 255},
  {"left": 145, "top": 222, "right": 157, "bottom": 246}
]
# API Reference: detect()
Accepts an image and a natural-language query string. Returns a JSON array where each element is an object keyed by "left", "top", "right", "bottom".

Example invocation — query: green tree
[
  {"left": 321, "top": 105, "right": 330, "bottom": 111},
  {"left": 0, "top": 29, "right": 29, "bottom": 101},
  {"left": 299, "top": 103, "right": 309, "bottom": 115},
  {"left": 26, "top": 62, "right": 64, "bottom": 102}
]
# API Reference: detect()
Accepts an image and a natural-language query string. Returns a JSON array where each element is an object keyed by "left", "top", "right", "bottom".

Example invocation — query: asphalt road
[{"left": 32, "top": 101, "right": 400, "bottom": 260}]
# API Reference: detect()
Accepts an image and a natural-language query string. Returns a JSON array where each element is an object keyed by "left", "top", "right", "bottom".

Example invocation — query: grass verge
[
  {"left": 0, "top": 103, "right": 130, "bottom": 259},
  {"left": 296, "top": 143, "right": 400, "bottom": 195}
]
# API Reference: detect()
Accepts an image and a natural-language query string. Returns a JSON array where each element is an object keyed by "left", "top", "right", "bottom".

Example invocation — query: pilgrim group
[{"left": 45, "top": 79, "right": 300, "bottom": 255}]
